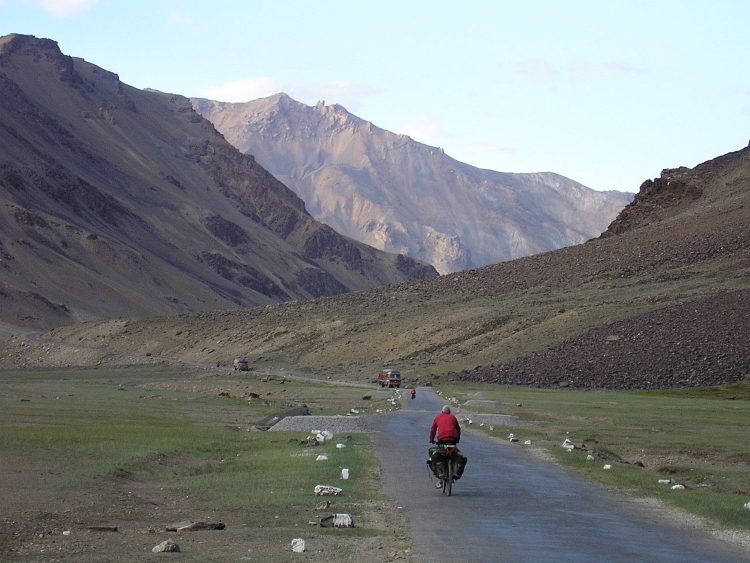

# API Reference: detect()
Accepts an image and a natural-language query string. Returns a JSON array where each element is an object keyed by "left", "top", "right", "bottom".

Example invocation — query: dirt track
[{"left": 370, "top": 390, "right": 750, "bottom": 562}]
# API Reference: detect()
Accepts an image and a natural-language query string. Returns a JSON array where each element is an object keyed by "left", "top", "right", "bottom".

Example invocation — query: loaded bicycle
[{"left": 427, "top": 442, "right": 467, "bottom": 496}]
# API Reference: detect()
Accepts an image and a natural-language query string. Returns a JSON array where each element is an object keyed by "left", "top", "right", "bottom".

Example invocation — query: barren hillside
[
  {"left": 4, "top": 142, "right": 748, "bottom": 390},
  {"left": 0, "top": 35, "right": 437, "bottom": 333}
]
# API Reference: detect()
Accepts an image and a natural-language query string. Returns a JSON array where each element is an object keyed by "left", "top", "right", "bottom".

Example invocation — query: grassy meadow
[{"left": 0, "top": 366, "right": 407, "bottom": 562}]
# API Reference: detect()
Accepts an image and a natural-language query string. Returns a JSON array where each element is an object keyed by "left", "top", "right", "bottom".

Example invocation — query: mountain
[
  {"left": 192, "top": 93, "right": 633, "bottom": 274},
  {"left": 0, "top": 34, "right": 437, "bottom": 333},
  {"left": 8, "top": 142, "right": 748, "bottom": 389}
]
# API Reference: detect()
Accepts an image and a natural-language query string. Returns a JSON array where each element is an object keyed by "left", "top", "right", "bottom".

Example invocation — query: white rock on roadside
[
  {"left": 291, "top": 538, "right": 305, "bottom": 552},
  {"left": 603, "top": 464, "right": 612, "bottom": 470},
  {"left": 671, "top": 484, "right": 685, "bottom": 490},
  {"left": 586, "top": 455, "right": 595, "bottom": 461},
  {"left": 658, "top": 479, "right": 671, "bottom": 484}
]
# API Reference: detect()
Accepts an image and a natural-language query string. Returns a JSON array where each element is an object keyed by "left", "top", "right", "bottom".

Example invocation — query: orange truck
[{"left": 378, "top": 369, "right": 402, "bottom": 388}]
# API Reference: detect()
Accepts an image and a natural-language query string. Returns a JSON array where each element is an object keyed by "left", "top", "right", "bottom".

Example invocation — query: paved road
[{"left": 370, "top": 388, "right": 749, "bottom": 563}]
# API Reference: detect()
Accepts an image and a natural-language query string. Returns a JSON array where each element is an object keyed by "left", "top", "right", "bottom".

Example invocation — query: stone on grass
[
  {"left": 314, "top": 501, "right": 331, "bottom": 511},
  {"left": 291, "top": 538, "right": 306, "bottom": 552},
  {"left": 314, "top": 485, "right": 342, "bottom": 496},
  {"left": 152, "top": 539, "right": 180, "bottom": 553},
  {"left": 320, "top": 513, "right": 354, "bottom": 528}
]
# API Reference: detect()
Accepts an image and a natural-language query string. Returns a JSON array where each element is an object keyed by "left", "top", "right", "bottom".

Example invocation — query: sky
[{"left": 1, "top": 0, "right": 749, "bottom": 194}]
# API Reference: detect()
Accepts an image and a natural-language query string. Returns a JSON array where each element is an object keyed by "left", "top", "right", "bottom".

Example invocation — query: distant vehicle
[
  {"left": 233, "top": 358, "right": 249, "bottom": 371},
  {"left": 378, "top": 369, "right": 402, "bottom": 388}
]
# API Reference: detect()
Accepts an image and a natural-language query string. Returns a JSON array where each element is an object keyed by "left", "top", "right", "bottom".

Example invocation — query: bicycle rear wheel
[{"left": 444, "top": 459, "right": 453, "bottom": 496}]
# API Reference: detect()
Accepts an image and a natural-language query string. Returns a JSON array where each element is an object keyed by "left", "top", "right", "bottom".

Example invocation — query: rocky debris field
[{"left": 456, "top": 288, "right": 750, "bottom": 390}]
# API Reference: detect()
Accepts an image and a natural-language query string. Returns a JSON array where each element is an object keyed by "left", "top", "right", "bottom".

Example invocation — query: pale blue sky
[{"left": 2, "top": 0, "right": 749, "bottom": 193}]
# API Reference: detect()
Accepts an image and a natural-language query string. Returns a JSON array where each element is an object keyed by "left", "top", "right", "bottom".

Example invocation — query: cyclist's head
[{"left": 442, "top": 405, "right": 451, "bottom": 414}]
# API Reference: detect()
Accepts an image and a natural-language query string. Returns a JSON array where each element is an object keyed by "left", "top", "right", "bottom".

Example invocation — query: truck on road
[{"left": 378, "top": 369, "right": 402, "bottom": 388}]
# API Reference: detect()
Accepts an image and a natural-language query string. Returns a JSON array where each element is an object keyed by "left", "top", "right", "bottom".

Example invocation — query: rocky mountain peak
[{"left": 194, "top": 94, "right": 633, "bottom": 273}]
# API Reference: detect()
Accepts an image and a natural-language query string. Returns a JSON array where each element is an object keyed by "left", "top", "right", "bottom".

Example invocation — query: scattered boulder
[
  {"left": 314, "top": 485, "right": 342, "bottom": 496},
  {"left": 320, "top": 513, "right": 354, "bottom": 528},
  {"left": 291, "top": 538, "right": 306, "bottom": 553},
  {"left": 152, "top": 539, "right": 180, "bottom": 553},
  {"left": 314, "top": 501, "right": 331, "bottom": 511}
]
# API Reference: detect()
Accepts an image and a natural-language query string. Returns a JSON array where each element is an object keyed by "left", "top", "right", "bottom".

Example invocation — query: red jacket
[{"left": 429, "top": 412, "right": 461, "bottom": 443}]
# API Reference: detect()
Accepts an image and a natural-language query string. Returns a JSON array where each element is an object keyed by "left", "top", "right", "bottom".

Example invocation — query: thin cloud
[
  {"left": 163, "top": 9, "right": 211, "bottom": 32},
  {"left": 398, "top": 116, "right": 449, "bottom": 142},
  {"left": 518, "top": 58, "right": 649, "bottom": 85},
  {"left": 39, "top": 0, "right": 97, "bottom": 17},
  {"left": 602, "top": 61, "right": 648, "bottom": 75},
  {"left": 465, "top": 142, "right": 517, "bottom": 156},
  {"left": 200, "top": 78, "right": 380, "bottom": 110},
  {"left": 167, "top": 10, "right": 194, "bottom": 26},
  {"left": 516, "top": 59, "right": 560, "bottom": 83},
  {"left": 200, "top": 78, "right": 286, "bottom": 103}
]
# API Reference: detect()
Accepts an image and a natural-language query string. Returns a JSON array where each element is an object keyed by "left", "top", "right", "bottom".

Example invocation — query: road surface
[{"left": 370, "top": 388, "right": 749, "bottom": 563}]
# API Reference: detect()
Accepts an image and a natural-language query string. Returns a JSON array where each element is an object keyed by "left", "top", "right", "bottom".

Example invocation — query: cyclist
[{"left": 429, "top": 405, "right": 461, "bottom": 488}]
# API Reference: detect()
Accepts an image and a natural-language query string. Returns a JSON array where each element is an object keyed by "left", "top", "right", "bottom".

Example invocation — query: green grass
[
  {"left": 436, "top": 381, "right": 750, "bottom": 530},
  {"left": 0, "top": 366, "right": 398, "bottom": 562}
]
